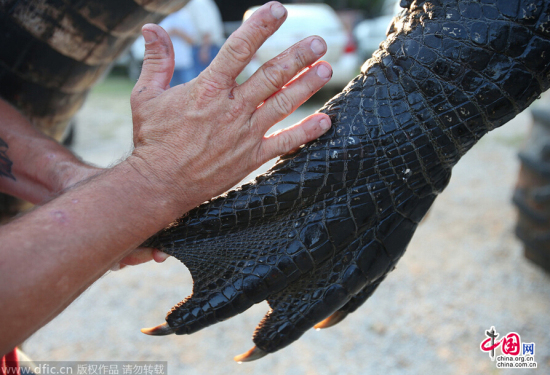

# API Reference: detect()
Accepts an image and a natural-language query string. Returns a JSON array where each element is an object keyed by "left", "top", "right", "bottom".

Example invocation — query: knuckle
[
  {"left": 226, "top": 35, "right": 254, "bottom": 63},
  {"left": 262, "top": 63, "right": 285, "bottom": 90},
  {"left": 227, "top": 96, "right": 247, "bottom": 122},
  {"left": 256, "top": 143, "right": 270, "bottom": 164},
  {"left": 202, "top": 65, "right": 236, "bottom": 90},
  {"left": 196, "top": 74, "right": 225, "bottom": 99},
  {"left": 280, "top": 132, "right": 297, "bottom": 154},
  {"left": 225, "top": 13, "right": 274, "bottom": 64},
  {"left": 142, "top": 61, "right": 170, "bottom": 77},
  {"left": 143, "top": 42, "right": 172, "bottom": 64},
  {"left": 273, "top": 92, "right": 294, "bottom": 115},
  {"left": 144, "top": 47, "right": 168, "bottom": 61},
  {"left": 247, "top": 13, "right": 273, "bottom": 38},
  {"left": 301, "top": 122, "right": 315, "bottom": 141},
  {"left": 303, "top": 77, "right": 318, "bottom": 95},
  {"left": 293, "top": 47, "right": 309, "bottom": 69}
]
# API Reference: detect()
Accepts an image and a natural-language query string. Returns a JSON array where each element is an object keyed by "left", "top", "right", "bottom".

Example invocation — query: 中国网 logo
[{"left": 480, "top": 326, "right": 537, "bottom": 369}]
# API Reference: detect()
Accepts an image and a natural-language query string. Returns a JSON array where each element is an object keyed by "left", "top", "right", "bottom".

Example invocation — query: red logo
[
  {"left": 480, "top": 326, "right": 522, "bottom": 360},
  {"left": 480, "top": 326, "right": 537, "bottom": 368},
  {"left": 481, "top": 332, "right": 520, "bottom": 355}
]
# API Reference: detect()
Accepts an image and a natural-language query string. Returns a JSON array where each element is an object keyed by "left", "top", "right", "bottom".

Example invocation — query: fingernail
[
  {"left": 143, "top": 29, "right": 157, "bottom": 44},
  {"left": 271, "top": 3, "right": 286, "bottom": 19},
  {"left": 317, "top": 64, "right": 332, "bottom": 79},
  {"left": 319, "top": 117, "right": 331, "bottom": 131},
  {"left": 154, "top": 250, "right": 170, "bottom": 263},
  {"left": 110, "top": 263, "right": 121, "bottom": 272},
  {"left": 311, "top": 38, "right": 326, "bottom": 55}
]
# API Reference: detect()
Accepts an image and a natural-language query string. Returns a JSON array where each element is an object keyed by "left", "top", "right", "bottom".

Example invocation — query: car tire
[{"left": 513, "top": 108, "right": 550, "bottom": 273}]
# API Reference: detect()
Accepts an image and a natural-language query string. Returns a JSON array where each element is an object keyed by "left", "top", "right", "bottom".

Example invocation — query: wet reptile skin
[{"left": 145, "top": 0, "right": 550, "bottom": 356}]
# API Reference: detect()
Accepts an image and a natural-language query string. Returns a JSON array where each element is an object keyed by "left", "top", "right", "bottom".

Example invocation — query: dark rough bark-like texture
[
  {"left": 145, "top": 0, "right": 550, "bottom": 357},
  {"left": 0, "top": 0, "right": 188, "bottom": 140}
]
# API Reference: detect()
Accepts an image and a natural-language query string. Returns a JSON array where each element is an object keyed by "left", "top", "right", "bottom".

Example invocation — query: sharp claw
[
  {"left": 314, "top": 311, "right": 349, "bottom": 329},
  {"left": 233, "top": 346, "right": 268, "bottom": 363},
  {"left": 140, "top": 322, "right": 175, "bottom": 336}
]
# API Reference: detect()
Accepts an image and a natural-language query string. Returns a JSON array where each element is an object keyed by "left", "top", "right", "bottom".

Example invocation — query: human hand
[
  {"left": 199, "top": 44, "right": 210, "bottom": 64},
  {"left": 128, "top": 1, "right": 333, "bottom": 217},
  {"left": 45, "top": 157, "right": 171, "bottom": 271}
]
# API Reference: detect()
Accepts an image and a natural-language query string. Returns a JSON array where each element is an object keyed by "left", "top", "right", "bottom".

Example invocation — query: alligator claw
[
  {"left": 314, "top": 311, "right": 349, "bottom": 330},
  {"left": 234, "top": 347, "right": 267, "bottom": 363},
  {"left": 144, "top": 0, "right": 550, "bottom": 359},
  {"left": 140, "top": 323, "right": 175, "bottom": 336}
]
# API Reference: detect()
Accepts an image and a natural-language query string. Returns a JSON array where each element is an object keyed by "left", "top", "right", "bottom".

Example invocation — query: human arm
[
  {"left": 0, "top": 99, "right": 168, "bottom": 268},
  {"left": 166, "top": 28, "right": 194, "bottom": 45},
  {"left": 0, "top": 99, "right": 100, "bottom": 205},
  {"left": 0, "top": 2, "right": 332, "bottom": 355}
]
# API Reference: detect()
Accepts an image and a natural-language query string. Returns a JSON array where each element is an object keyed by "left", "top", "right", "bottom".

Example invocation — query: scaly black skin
[{"left": 145, "top": 0, "right": 550, "bottom": 357}]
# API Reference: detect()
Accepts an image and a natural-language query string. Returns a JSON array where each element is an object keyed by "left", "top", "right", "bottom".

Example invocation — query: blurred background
[
  {"left": 21, "top": 0, "right": 550, "bottom": 374},
  {"left": 113, "top": 0, "right": 400, "bottom": 86}
]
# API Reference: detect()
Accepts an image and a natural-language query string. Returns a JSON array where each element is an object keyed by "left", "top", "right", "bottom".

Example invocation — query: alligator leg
[{"left": 145, "top": 0, "right": 550, "bottom": 359}]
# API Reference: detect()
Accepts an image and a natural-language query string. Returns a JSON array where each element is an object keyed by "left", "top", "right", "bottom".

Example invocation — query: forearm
[
  {"left": 201, "top": 33, "right": 212, "bottom": 48},
  {"left": 0, "top": 159, "right": 183, "bottom": 355},
  {"left": 167, "top": 29, "right": 194, "bottom": 45},
  {"left": 0, "top": 99, "right": 98, "bottom": 204}
]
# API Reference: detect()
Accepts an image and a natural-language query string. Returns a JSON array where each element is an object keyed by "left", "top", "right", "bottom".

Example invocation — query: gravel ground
[{"left": 23, "top": 77, "right": 550, "bottom": 374}]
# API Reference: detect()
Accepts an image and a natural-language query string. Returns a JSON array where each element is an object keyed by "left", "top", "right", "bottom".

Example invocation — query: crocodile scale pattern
[{"left": 145, "top": 0, "right": 550, "bottom": 355}]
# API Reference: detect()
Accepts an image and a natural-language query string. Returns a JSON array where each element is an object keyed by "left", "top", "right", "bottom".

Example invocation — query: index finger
[{"left": 206, "top": 2, "right": 287, "bottom": 87}]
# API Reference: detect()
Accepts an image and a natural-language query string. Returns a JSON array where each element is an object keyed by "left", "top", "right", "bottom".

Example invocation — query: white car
[
  {"left": 240, "top": 4, "right": 361, "bottom": 91},
  {"left": 354, "top": 0, "right": 402, "bottom": 62}
]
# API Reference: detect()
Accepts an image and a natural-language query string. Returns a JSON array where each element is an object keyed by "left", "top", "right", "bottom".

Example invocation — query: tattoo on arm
[{"left": 0, "top": 137, "right": 15, "bottom": 180}]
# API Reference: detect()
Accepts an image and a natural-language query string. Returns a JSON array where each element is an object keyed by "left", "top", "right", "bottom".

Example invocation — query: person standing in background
[
  {"left": 185, "top": 0, "right": 225, "bottom": 76},
  {"left": 160, "top": 7, "right": 197, "bottom": 86}
]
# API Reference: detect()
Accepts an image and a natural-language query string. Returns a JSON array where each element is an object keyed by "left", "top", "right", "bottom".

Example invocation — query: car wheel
[{"left": 513, "top": 108, "right": 550, "bottom": 273}]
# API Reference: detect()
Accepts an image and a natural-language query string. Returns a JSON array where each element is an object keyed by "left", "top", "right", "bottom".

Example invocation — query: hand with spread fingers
[
  {"left": 0, "top": 1, "right": 333, "bottom": 356},
  {"left": 128, "top": 1, "right": 333, "bottom": 213}
]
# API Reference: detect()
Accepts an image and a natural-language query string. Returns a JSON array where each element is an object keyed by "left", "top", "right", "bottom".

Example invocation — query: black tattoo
[{"left": 0, "top": 137, "right": 15, "bottom": 180}]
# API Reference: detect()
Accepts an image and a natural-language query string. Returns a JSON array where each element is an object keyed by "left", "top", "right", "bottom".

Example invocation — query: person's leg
[
  {"left": 170, "top": 69, "right": 185, "bottom": 87},
  {"left": 208, "top": 45, "right": 220, "bottom": 65},
  {"left": 192, "top": 46, "right": 202, "bottom": 78},
  {"left": 182, "top": 68, "right": 195, "bottom": 83},
  {"left": 193, "top": 45, "right": 221, "bottom": 76}
]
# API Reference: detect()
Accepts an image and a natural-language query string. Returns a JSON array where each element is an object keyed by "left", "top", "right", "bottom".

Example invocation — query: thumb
[{"left": 132, "top": 24, "right": 175, "bottom": 104}]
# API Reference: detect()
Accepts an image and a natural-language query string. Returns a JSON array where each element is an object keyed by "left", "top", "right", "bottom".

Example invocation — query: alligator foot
[{"left": 144, "top": 0, "right": 550, "bottom": 359}]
